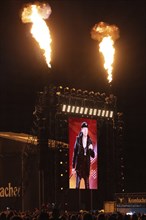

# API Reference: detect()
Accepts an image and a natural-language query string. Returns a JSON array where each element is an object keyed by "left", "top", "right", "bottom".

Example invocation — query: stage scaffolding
[{"left": 30, "top": 85, "right": 125, "bottom": 210}]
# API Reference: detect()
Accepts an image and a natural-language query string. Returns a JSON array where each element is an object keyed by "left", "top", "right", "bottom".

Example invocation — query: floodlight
[
  {"left": 93, "top": 109, "right": 97, "bottom": 116},
  {"left": 105, "top": 110, "right": 109, "bottom": 117},
  {"left": 89, "top": 108, "right": 93, "bottom": 115},
  {"left": 79, "top": 107, "right": 84, "bottom": 114},
  {"left": 71, "top": 106, "right": 75, "bottom": 113},
  {"left": 75, "top": 106, "right": 80, "bottom": 113},
  {"left": 97, "top": 109, "right": 101, "bottom": 116},
  {"left": 67, "top": 105, "right": 71, "bottom": 113},
  {"left": 101, "top": 110, "right": 105, "bottom": 117},
  {"left": 109, "top": 111, "right": 114, "bottom": 118},
  {"left": 62, "top": 104, "right": 67, "bottom": 112},
  {"left": 84, "top": 107, "right": 88, "bottom": 115}
]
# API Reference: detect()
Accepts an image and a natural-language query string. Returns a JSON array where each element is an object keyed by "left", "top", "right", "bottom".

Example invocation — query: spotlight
[
  {"left": 67, "top": 105, "right": 71, "bottom": 113},
  {"left": 84, "top": 107, "right": 88, "bottom": 115},
  {"left": 76, "top": 89, "right": 82, "bottom": 96},
  {"left": 105, "top": 110, "right": 109, "bottom": 117},
  {"left": 82, "top": 90, "right": 88, "bottom": 97},
  {"left": 75, "top": 106, "right": 80, "bottom": 113},
  {"left": 101, "top": 110, "right": 105, "bottom": 117},
  {"left": 89, "top": 108, "right": 93, "bottom": 115},
  {"left": 100, "top": 93, "right": 106, "bottom": 100},
  {"left": 88, "top": 91, "right": 94, "bottom": 97},
  {"left": 62, "top": 104, "right": 67, "bottom": 112},
  {"left": 70, "top": 88, "right": 76, "bottom": 95},
  {"left": 109, "top": 111, "right": 114, "bottom": 118},
  {"left": 94, "top": 92, "right": 100, "bottom": 97},
  {"left": 71, "top": 106, "right": 75, "bottom": 113},
  {"left": 94, "top": 92, "right": 101, "bottom": 101},
  {"left": 79, "top": 107, "right": 84, "bottom": 114},
  {"left": 93, "top": 109, "right": 97, "bottom": 116},
  {"left": 64, "top": 87, "right": 70, "bottom": 94},
  {"left": 97, "top": 109, "right": 101, "bottom": 116},
  {"left": 56, "top": 86, "right": 63, "bottom": 95}
]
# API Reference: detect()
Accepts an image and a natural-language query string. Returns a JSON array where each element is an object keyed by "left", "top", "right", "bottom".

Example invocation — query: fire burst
[
  {"left": 21, "top": 2, "right": 52, "bottom": 68},
  {"left": 91, "top": 22, "right": 120, "bottom": 83}
]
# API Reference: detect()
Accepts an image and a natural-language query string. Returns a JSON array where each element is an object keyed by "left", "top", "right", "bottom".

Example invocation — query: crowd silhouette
[{"left": 1, "top": 205, "right": 146, "bottom": 220}]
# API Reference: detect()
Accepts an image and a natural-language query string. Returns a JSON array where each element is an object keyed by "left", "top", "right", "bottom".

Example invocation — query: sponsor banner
[
  {"left": 116, "top": 193, "right": 146, "bottom": 205},
  {"left": 0, "top": 154, "right": 22, "bottom": 210}
]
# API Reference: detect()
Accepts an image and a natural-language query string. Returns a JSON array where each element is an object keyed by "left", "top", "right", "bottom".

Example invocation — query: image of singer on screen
[{"left": 72, "top": 121, "right": 95, "bottom": 189}]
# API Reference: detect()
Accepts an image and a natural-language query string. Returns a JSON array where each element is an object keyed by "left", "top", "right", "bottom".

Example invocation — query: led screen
[{"left": 69, "top": 117, "right": 97, "bottom": 189}]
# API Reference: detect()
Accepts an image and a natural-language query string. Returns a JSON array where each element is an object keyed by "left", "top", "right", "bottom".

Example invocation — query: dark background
[{"left": 0, "top": 0, "right": 146, "bottom": 192}]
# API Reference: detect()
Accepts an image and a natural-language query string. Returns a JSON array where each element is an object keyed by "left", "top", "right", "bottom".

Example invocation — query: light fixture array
[{"left": 61, "top": 104, "right": 114, "bottom": 118}]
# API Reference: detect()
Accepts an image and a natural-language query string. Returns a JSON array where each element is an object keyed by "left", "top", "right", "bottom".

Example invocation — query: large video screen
[{"left": 69, "top": 117, "right": 97, "bottom": 189}]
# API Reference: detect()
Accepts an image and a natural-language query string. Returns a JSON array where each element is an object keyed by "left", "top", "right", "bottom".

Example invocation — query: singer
[{"left": 72, "top": 122, "right": 95, "bottom": 189}]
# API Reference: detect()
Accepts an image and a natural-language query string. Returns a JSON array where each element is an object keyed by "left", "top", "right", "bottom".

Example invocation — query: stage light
[
  {"left": 70, "top": 88, "right": 76, "bottom": 95},
  {"left": 71, "top": 106, "right": 75, "bottom": 113},
  {"left": 101, "top": 110, "right": 105, "bottom": 117},
  {"left": 67, "top": 105, "right": 71, "bottom": 113},
  {"left": 60, "top": 174, "right": 63, "bottom": 176},
  {"left": 84, "top": 107, "right": 88, "bottom": 115},
  {"left": 79, "top": 107, "right": 84, "bottom": 114},
  {"left": 89, "top": 91, "right": 94, "bottom": 97},
  {"left": 97, "top": 109, "right": 101, "bottom": 116},
  {"left": 89, "top": 108, "right": 93, "bottom": 115},
  {"left": 64, "top": 87, "right": 70, "bottom": 94},
  {"left": 62, "top": 104, "right": 67, "bottom": 112},
  {"left": 109, "top": 111, "right": 114, "bottom": 118},
  {"left": 105, "top": 110, "right": 109, "bottom": 117},
  {"left": 101, "top": 93, "right": 106, "bottom": 99},
  {"left": 60, "top": 161, "right": 63, "bottom": 164},
  {"left": 93, "top": 109, "right": 97, "bottom": 116},
  {"left": 76, "top": 89, "right": 82, "bottom": 96},
  {"left": 56, "top": 86, "right": 63, "bottom": 95},
  {"left": 75, "top": 106, "right": 80, "bottom": 113},
  {"left": 94, "top": 92, "right": 100, "bottom": 96},
  {"left": 61, "top": 104, "right": 114, "bottom": 119},
  {"left": 82, "top": 90, "right": 88, "bottom": 97}
]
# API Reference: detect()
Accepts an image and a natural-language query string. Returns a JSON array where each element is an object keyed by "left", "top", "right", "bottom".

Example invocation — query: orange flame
[
  {"left": 99, "top": 36, "right": 115, "bottom": 83},
  {"left": 21, "top": 3, "right": 52, "bottom": 68},
  {"left": 91, "top": 22, "right": 120, "bottom": 83}
]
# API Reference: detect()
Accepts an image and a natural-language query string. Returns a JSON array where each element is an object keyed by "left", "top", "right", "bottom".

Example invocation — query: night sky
[{"left": 1, "top": 1, "right": 146, "bottom": 193}]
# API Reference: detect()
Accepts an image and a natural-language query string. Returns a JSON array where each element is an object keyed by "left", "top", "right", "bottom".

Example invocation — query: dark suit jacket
[{"left": 72, "top": 132, "right": 95, "bottom": 177}]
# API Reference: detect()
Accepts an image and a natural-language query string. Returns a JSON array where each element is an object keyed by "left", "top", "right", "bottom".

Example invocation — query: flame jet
[
  {"left": 91, "top": 21, "right": 120, "bottom": 83},
  {"left": 21, "top": 2, "right": 52, "bottom": 68}
]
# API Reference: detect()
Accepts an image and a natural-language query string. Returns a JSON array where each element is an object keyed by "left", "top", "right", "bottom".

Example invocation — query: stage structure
[
  {"left": 31, "top": 84, "right": 125, "bottom": 210},
  {"left": 0, "top": 85, "right": 125, "bottom": 211},
  {"left": 0, "top": 132, "right": 39, "bottom": 211}
]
